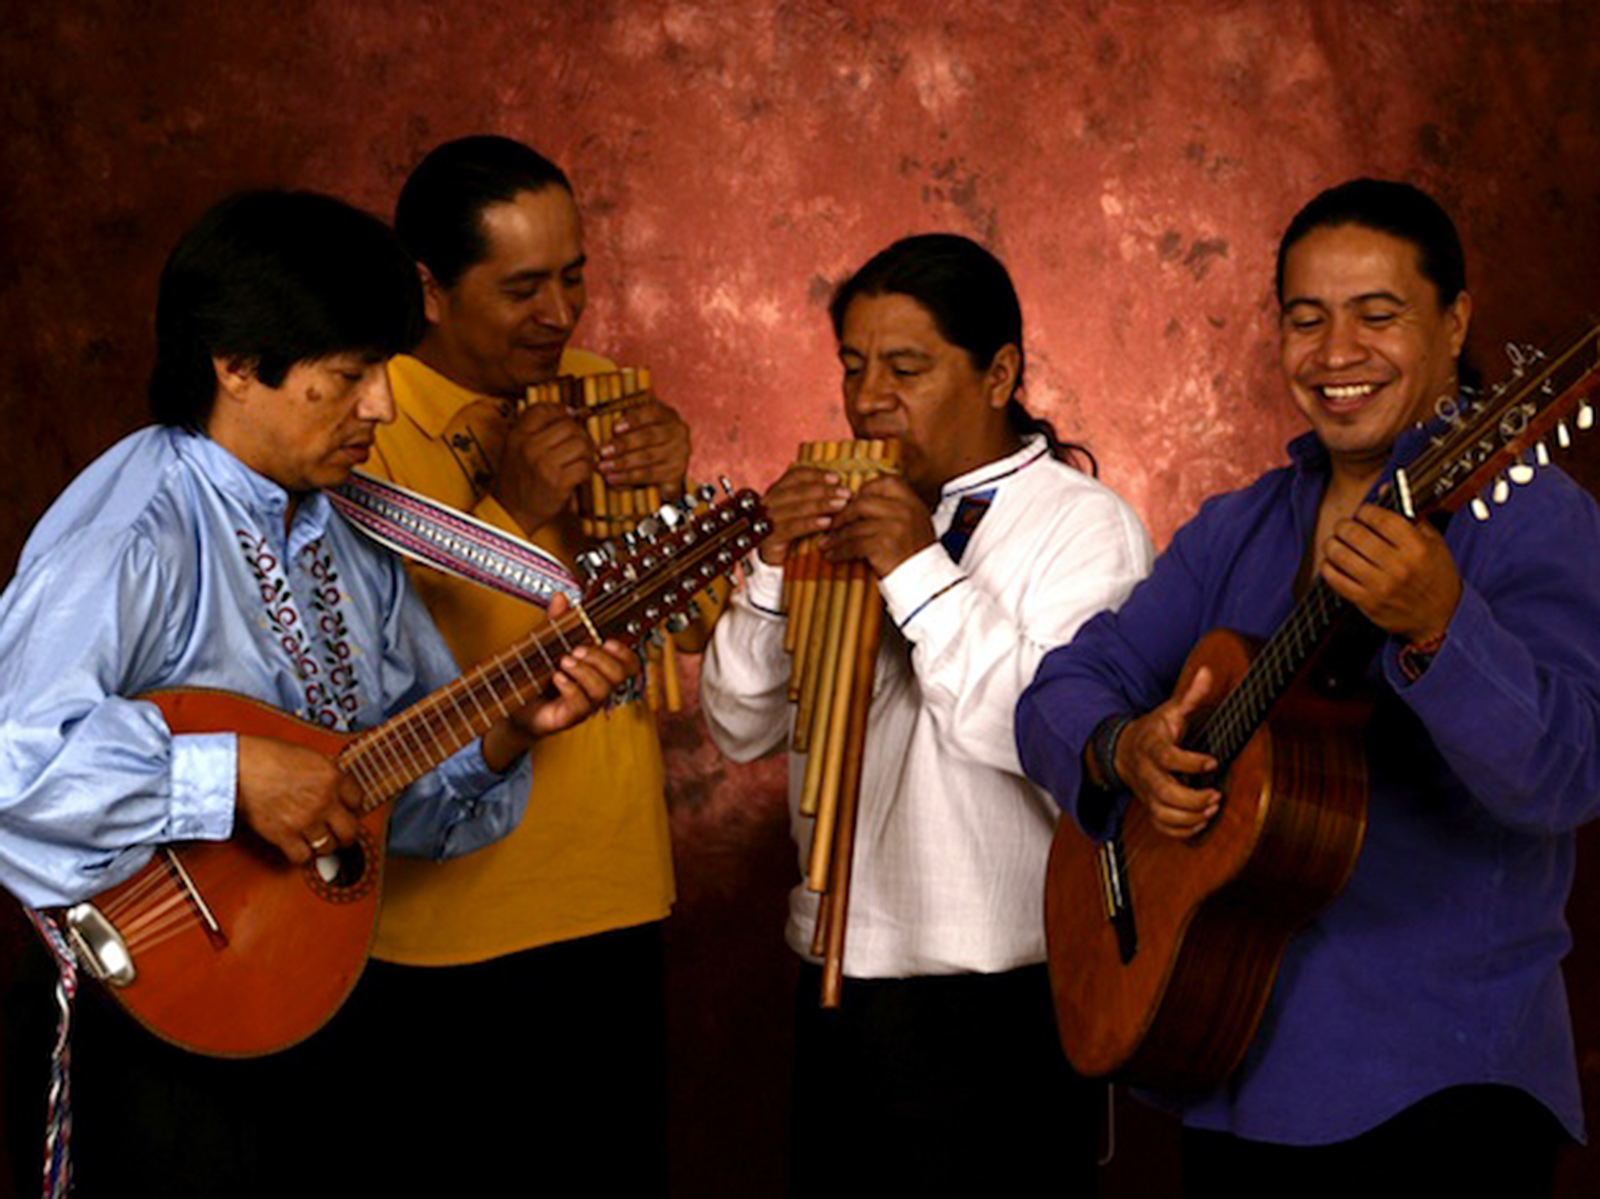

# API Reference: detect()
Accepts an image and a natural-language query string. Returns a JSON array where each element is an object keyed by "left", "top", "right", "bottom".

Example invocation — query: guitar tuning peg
[
  {"left": 1579, "top": 399, "right": 1596, "bottom": 431},
  {"left": 719, "top": 475, "right": 734, "bottom": 494},
  {"left": 1508, "top": 460, "right": 1536, "bottom": 485},
  {"left": 1557, "top": 420, "right": 1573, "bottom": 449},
  {"left": 1492, "top": 476, "right": 1512, "bottom": 504},
  {"left": 695, "top": 483, "right": 718, "bottom": 504},
  {"left": 664, "top": 612, "right": 692, "bottom": 633},
  {"left": 1471, "top": 497, "right": 1492, "bottom": 522},
  {"left": 1535, "top": 441, "right": 1551, "bottom": 467}
]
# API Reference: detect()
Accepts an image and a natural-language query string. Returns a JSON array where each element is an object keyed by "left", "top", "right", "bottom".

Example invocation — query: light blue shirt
[{"left": 0, "top": 426, "right": 531, "bottom": 908}]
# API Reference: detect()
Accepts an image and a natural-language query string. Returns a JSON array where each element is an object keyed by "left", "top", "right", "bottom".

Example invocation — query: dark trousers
[
  {"left": 337, "top": 921, "right": 669, "bottom": 1197},
  {"left": 791, "top": 962, "right": 1101, "bottom": 1199},
  {"left": 5, "top": 936, "right": 339, "bottom": 1199},
  {"left": 6, "top": 922, "right": 667, "bottom": 1198},
  {"left": 1183, "top": 1083, "right": 1565, "bottom": 1199}
]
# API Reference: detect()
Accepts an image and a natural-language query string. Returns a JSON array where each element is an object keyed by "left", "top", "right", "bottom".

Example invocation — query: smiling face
[
  {"left": 838, "top": 291, "right": 1020, "bottom": 504},
  {"left": 209, "top": 352, "right": 396, "bottom": 496},
  {"left": 1279, "top": 223, "right": 1471, "bottom": 484},
  {"left": 418, "top": 185, "right": 587, "bottom": 399}
]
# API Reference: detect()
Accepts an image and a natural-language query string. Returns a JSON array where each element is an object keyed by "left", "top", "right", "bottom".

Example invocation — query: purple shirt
[{"left": 1017, "top": 427, "right": 1600, "bottom": 1144}]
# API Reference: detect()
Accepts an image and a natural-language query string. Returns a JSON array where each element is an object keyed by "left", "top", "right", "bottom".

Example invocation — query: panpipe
[
  {"left": 526, "top": 367, "right": 687, "bottom": 712},
  {"left": 780, "top": 439, "right": 902, "bottom": 1007}
]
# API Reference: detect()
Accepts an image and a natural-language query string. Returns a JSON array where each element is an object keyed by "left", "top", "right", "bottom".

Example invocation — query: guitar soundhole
[{"left": 303, "top": 828, "right": 377, "bottom": 903}]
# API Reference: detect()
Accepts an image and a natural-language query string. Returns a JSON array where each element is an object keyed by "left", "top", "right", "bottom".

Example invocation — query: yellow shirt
[{"left": 367, "top": 352, "right": 674, "bottom": 965}]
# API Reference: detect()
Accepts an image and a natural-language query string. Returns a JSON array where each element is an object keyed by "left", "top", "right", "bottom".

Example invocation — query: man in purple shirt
[{"left": 1018, "top": 179, "right": 1600, "bottom": 1196}]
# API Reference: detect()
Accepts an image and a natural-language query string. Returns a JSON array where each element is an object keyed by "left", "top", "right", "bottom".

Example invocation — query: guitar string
[
  {"left": 115, "top": 885, "right": 192, "bottom": 932},
  {"left": 117, "top": 889, "right": 206, "bottom": 950},
  {"left": 120, "top": 902, "right": 203, "bottom": 950},
  {"left": 95, "top": 867, "right": 171, "bottom": 918},
  {"left": 112, "top": 849, "right": 262, "bottom": 948}
]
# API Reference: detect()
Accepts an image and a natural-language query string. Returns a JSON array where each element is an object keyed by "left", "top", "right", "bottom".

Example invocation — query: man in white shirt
[{"left": 701, "top": 232, "right": 1152, "bottom": 1196}]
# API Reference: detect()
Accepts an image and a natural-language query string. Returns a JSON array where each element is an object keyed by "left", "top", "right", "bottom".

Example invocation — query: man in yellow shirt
[{"left": 352, "top": 135, "right": 694, "bottom": 1194}]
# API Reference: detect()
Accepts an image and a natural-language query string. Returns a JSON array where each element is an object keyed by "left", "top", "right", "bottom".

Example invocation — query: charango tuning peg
[
  {"left": 1579, "top": 399, "right": 1596, "bottom": 431},
  {"left": 1492, "top": 476, "right": 1512, "bottom": 504},
  {"left": 1534, "top": 441, "right": 1551, "bottom": 467},
  {"left": 1557, "top": 420, "right": 1572, "bottom": 449},
  {"left": 1471, "top": 497, "right": 1492, "bottom": 522},
  {"left": 1508, "top": 459, "right": 1536, "bottom": 485}
]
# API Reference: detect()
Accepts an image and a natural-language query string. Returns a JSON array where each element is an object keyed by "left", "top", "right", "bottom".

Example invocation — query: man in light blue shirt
[{"left": 0, "top": 190, "right": 635, "bottom": 1199}]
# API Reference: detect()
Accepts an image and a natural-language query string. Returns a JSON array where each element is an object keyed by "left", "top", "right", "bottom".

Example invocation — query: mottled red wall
[{"left": 3, "top": 2, "right": 1600, "bottom": 1195}]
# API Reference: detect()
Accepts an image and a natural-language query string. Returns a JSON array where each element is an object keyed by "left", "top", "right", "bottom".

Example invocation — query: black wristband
[{"left": 1089, "top": 714, "right": 1131, "bottom": 793}]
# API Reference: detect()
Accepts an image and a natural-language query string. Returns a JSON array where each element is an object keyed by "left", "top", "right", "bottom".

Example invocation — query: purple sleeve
[{"left": 1385, "top": 470, "right": 1600, "bottom": 834}]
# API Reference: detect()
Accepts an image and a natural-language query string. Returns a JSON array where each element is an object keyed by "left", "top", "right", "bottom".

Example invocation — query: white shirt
[{"left": 701, "top": 436, "right": 1153, "bottom": 976}]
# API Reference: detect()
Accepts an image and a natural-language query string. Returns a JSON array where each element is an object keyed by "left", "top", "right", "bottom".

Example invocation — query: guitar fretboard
[
  {"left": 339, "top": 612, "right": 595, "bottom": 809},
  {"left": 1190, "top": 580, "right": 1349, "bottom": 768}
]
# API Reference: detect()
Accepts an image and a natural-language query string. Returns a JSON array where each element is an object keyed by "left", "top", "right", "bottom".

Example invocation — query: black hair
[
  {"left": 1276, "top": 177, "right": 1476, "bottom": 390},
  {"left": 1275, "top": 178, "right": 1467, "bottom": 308},
  {"left": 395, "top": 135, "right": 573, "bottom": 289},
  {"left": 828, "top": 233, "right": 1095, "bottom": 473},
  {"left": 150, "top": 190, "right": 423, "bottom": 431}
]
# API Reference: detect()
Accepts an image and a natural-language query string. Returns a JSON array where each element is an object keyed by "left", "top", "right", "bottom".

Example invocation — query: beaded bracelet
[
  {"left": 1398, "top": 631, "right": 1446, "bottom": 683},
  {"left": 1089, "top": 714, "right": 1132, "bottom": 793}
]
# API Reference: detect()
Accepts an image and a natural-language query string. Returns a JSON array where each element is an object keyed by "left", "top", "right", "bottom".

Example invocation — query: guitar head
[
  {"left": 575, "top": 485, "right": 771, "bottom": 646},
  {"left": 1395, "top": 323, "right": 1600, "bottom": 522}
]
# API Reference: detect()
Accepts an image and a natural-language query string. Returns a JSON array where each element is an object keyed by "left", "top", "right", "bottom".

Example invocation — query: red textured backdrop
[{"left": 2, "top": 2, "right": 1599, "bottom": 1195}]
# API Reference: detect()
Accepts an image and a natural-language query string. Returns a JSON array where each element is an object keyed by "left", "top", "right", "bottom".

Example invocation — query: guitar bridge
[{"left": 1097, "top": 837, "right": 1138, "bottom": 965}]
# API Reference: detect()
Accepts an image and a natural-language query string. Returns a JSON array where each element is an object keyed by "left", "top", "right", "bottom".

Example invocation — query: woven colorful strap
[
  {"left": 329, "top": 472, "right": 581, "bottom": 608},
  {"left": 24, "top": 909, "right": 76, "bottom": 1199}
]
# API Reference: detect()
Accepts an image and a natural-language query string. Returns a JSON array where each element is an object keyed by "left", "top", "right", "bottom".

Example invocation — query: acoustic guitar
[
  {"left": 1045, "top": 323, "right": 1600, "bottom": 1092},
  {"left": 51, "top": 488, "right": 769, "bottom": 1058}
]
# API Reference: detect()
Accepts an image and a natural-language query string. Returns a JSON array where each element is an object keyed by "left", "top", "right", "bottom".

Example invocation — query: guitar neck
[{"left": 338, "top": 614, "right": 593, "bottom": 810}]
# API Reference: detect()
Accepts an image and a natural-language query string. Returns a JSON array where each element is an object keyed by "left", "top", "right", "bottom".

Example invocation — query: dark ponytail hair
[{"left": 829, "top": 233, "right": 1095, "bottom": 474}]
